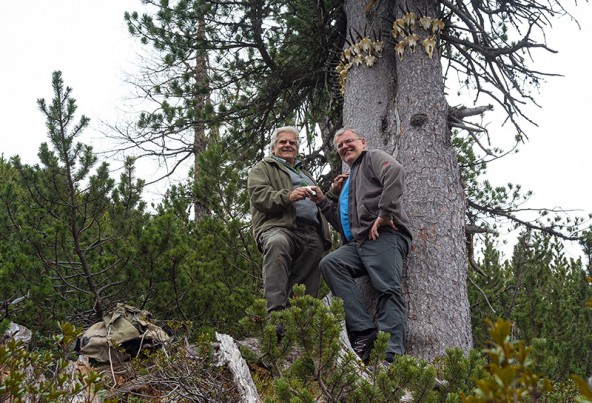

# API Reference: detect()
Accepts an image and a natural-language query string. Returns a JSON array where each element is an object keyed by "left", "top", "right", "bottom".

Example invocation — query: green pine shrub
[{"left": 0, "top": 322, "right": 108, "bottom": 402}]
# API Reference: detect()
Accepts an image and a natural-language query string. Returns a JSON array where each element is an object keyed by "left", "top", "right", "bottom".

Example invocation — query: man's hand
[
  {"left": 309, "top": 186, "right": 325, "bottom": 204},
  {"left": 369, "top": 216, "right": 397, "bottom": 240},
  {"left": 331, "top": 173, "right": 349, "bottom": 194},
  {"left": 289, "top": 186, "right": 318, "bottom": 203}
]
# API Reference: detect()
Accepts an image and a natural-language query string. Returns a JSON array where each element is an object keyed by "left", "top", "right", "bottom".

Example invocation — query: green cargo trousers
[
  {"left": 320, "top": 228, "right": 410, "bottom": 355},
  {"left": 259, "top": 225, "right": 324, "bottom": 312}
]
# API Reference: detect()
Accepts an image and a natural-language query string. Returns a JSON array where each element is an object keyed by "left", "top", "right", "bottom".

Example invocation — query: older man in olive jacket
[{"left": 248, "top": 126, "right": 332, "bottom": 316}]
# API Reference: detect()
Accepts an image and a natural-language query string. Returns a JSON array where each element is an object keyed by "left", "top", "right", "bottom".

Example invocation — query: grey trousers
[
  {"left": 320, "top": 229, "right": 409, "bottom": 355},
  {"left": 259, "top": 225, "right": 324, "bottom": 312}
]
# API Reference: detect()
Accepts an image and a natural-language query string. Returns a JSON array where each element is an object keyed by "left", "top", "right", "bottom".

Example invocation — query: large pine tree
[{"left": 341, "top": 0, "right": 472, "bottom": 360}]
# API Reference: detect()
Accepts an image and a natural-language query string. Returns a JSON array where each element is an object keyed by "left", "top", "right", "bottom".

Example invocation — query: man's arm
[
  {"left": 247, "top": 163, "right": 291, "bottom": 212},
  {"left": 369, "top": 151, "right": 406, "bottom": 219},
  {"left": 311, "top": 187, "right": 342, "bottom": 233},
  {"left": 366, "top": 151, "right": 405, "bottom": 240}
]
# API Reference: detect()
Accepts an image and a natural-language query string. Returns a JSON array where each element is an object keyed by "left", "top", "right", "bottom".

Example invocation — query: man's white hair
[{"left": 270, "top": 126, "right": 300, "bottom": 152}]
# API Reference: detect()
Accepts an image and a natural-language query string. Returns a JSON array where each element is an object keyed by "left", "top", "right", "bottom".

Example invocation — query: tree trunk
[
  {"left": 343, "top": 0, "right": 472, "bottom": 361},
  {"left": 193, "top": 16, "right": 210, "bottom": 221}
]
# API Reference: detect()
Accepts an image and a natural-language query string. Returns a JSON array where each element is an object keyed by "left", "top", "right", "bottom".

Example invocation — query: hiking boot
[
  {"left": 351, "top": 328, "right": 378, "bottom": 362},
  {"left": 276, "top": 323, "right": 286, "bottom": 342}
]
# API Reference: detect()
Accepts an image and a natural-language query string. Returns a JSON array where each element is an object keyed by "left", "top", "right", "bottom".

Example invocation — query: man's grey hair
[
  {"left": 333, "top": 127, "right": 362, "bottom": 144},
  {"left": 270, "top": 126, "right": 300, "bottom": 152}
]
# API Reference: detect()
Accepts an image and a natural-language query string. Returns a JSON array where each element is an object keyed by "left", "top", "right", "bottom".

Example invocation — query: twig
[{"left": 468, "top": 276, "right": 497, "bottom": 314}]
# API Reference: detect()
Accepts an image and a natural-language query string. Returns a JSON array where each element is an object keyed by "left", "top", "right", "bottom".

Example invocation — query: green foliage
[
  {"left": 241, "top": 287, "right": 502, "bottom": 402},
  {"left": 571, "top": 273, "right": 592, "bottom": 402},
  {"left": 120, "top": 135, "right": 261, "bottom": 338},
  {"left": 239, "top": 298, "right": 289, "bottom": 376},
  {"left": 469, "top": 233, "right": 592, "bottom": 381},
  {"left": 0, "top": 74, "right": 260, "bottom": 344},
  {"left": 123, "top": 0, "right": 345, "bottom": 191},
  {"left": 0, "top": 320, "right": 9, "bottom": 335},
  {"left": 240, "top": 288, "right": 361, "bottom": 400},
  {"left": 240, "top": 289, "right": 587, "bottom": 401},
  {"left": 286, "top": 285, "right": 344, "bottom": 372},
  {"left": 0, "top": 322, "right": 107, "bottom": 402},
  {"left": 462, "top": 318, "right": 555, "bottom": 402},
  {"left": 126, "top": 199, "right": 258, "bottom": 337},
  {"left": 433, "top": 348, "right": 487, "bottom": 399},
  {"left": 2, "top": 5, "right": 590, "bottom": 397},
  {"left": 1, "top": 72, "right": 148, "bottom": 332},
  {"left": 346, "top": 352, "right": 439, "bottom": 402}
]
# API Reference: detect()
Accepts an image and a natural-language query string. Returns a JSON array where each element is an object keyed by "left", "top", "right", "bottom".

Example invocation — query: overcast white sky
[{"left": 1, "top": 1, "right": 590, "bottom": 260}]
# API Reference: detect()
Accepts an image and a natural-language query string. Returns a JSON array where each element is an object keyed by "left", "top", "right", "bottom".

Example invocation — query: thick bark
[
  {"left": 342, "top": 1, "right": 400, "bottom": 155},
  {"left": 343, "top": 0, "right": 472, "bottom": 361}
]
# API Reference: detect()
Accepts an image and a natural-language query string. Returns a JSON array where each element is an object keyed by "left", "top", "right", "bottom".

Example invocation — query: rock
[{"left": 3, "top": 322, "right": 32, "bottom": 345}]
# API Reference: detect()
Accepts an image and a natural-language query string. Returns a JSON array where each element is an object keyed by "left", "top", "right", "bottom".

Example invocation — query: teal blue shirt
[{"left": 339, "top": 176, "right": 353, "bottom": 241}]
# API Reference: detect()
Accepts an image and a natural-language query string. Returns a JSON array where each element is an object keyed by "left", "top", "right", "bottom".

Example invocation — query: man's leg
[
  {"left": 259, "top": 227, "right": 295, "bottom": 312},
  {"left": 359, "top": 230, "right": 408, "bottom": 356},
  {"left": 291, "top": 226, "right": 324, "bottom": 297},
  {"left": 320, "top": 243, "right": 374, "bottom": 333}
]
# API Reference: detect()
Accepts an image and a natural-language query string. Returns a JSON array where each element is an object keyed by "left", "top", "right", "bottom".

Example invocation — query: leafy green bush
[
  {"left": 0, "top": 322, "right": 107, "bottom": 402},
  {"left": 462, "top": 318, "right": 556, "bottom": 402}
]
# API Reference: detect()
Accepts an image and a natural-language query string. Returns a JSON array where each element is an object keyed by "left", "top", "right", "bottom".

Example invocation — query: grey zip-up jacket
[
  {"left": 248, "top": 156, "right": 333, "bottom": 252},
  {"left": 318, "top": 149, "right": 412, "bottom": 247}
]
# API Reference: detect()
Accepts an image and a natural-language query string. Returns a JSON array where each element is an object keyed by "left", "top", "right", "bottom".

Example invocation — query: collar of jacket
[{"left": 271, "top": 155, "right": 303, "bottom": 172}]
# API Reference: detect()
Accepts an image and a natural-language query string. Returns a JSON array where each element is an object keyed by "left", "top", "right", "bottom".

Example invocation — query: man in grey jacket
[
  {"left": 247, "top": 127, "right": 332, "bottom": 322},
  {"left": 311, "top": 128, "right": 412, "bottom": 364}
]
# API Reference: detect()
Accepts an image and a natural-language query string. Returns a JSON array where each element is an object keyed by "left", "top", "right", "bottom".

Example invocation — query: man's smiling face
[
  {"left": 272, "top": 131, "right": 299, "bottom": 165},
  {"left": 335, "top": 130, "right": 366, "bottom": 166}
]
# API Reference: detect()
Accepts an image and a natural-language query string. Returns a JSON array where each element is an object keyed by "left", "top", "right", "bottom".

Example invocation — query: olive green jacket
[{"left": 247, "top": 156, "right": 333, "bottom": 252}]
